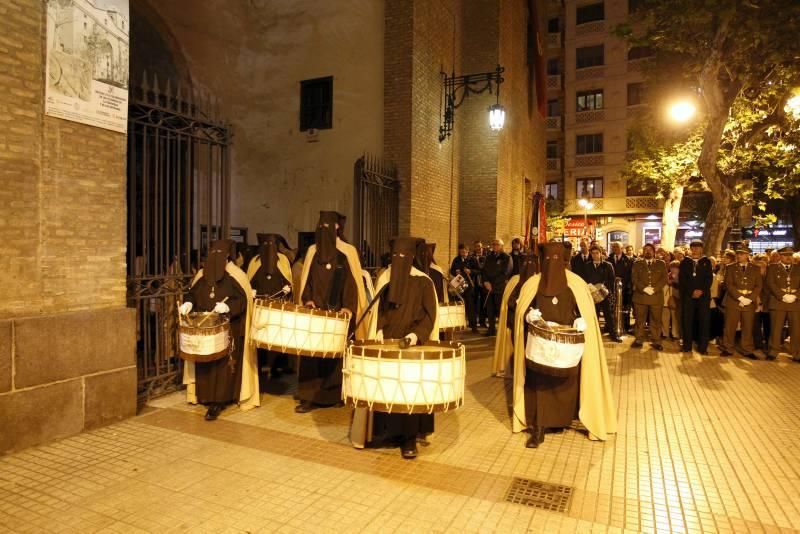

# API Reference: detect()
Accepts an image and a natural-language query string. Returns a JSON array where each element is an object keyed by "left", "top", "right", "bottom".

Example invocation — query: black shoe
[
  {"left": 651, "top": 343, "right": 663, "bottom": 351},
  {"left": 743, "top": 353, "right": 758, "bottom": 360},
  {"left": 525, "top": 427, "right": 545, "bottom": 448},
  {"left": 204, "top": 405, "right": 221, "bottom": 421},
  {"left": 609, "top": 336, "right": 623, "bottom": 343},
  {"left": 401, "top": 438, "right": 418, "bottom": 459},
  {"left": 766, "top": 354, "right": 777, "bottom": 361},
  {"left": 698, "top": 350, "right": 708, "bottom": 356},
  {"left": 471, "top": 326, "right": 479, "bottom": 333},
  {"left": 631, "top": 340, "right": 644, "bottom": 348},
  {"left": 485, "top": 330, "right": 497, "bottom": 337},
  {"left": 681, "top": 346, "right": 692, "bottom": 353},
  {"left": 294, "top": 401, "right": 314, "bottom": 413},
  {"left": 720, "top": 349, "right": 733, "bottom": 357}
]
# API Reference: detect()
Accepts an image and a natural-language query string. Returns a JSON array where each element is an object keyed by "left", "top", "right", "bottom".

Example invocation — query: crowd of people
[{"left": 452, "top": 237, "right": 800, "bottom": 360}]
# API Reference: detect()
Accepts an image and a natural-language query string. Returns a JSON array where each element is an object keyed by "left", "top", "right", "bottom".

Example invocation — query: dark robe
[
  {"left": 298, "top": 250, "right": 359, "bottom": 405},
  {"left": 250, "top": 266, "right": 292, "bottom": 378},
  {"left": 372, "top": 276, "right": 438, "bottom": 440},
  {"left": 185, "top": 273, "right": 247, "bottom": 405},
  {"left": 523, "top": 287, "right": 581, "bottom": 430},
  {"left": 429, "top": 268, "right": 446, "bottom": 303}
]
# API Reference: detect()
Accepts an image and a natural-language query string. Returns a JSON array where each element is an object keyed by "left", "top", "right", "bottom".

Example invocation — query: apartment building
[{"left": 544, "top": 0, "right": 669, "bottom": 250}]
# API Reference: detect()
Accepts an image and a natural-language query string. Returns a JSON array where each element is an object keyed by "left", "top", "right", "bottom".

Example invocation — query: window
[
  {"left": 576, "top": 2, "right": 604, "bottom": 24},
  {"left": 576, "top": 45, "right": 604, "bottom": 69},
  {"left": 628, "top": 0, "right": 645, "bottom": 12},
  {"left": 577, "top": 177, "right": 603, "bottom": 198},
  {"left": 576, "top": 133, "right": 603, "bottom": 154},
  {"left": 545, "top": 182, "right": 560, "bottom": 200},
  {"left": 576, "top": 89, "right": 603, "bottom": 112},
  {"left": 300, "top": 76, "right": 333, "bottom": 131},
  {"left": 626, "top": 181, "right": 657, "bottom": 196},
  {"left": 547, "top": 99, "right": 561, "bottom": 117},
  {"left": 548, "top": 17, "right": 560, "bottom": 33},
  {"left": 628, "top": 46, "right": 654, "bottom": 60},
  {"left": 627, "top": 82, "right": 645, "bottom": 106},
  {"left": 546, "top": 141, "right": 559, "bottom": 159},
  {"left": 547, "top": 58, "right": 560, "bottom": 75}
]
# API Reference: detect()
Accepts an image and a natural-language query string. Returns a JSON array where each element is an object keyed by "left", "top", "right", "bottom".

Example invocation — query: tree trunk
[
  {"left": 661, "top": 186, "right": 683, "bottom": 250},
  {"left": 702, "top": 195, "right": 734, "bottom": 255}
]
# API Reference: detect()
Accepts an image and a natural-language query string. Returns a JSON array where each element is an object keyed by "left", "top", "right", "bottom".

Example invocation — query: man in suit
[
  {"left": 482, "top": 238, "right": 512, "bottom": 336},
  {"left": 720, "top": 246, "right": 762, "bottom": 359},
  {"left": 584, "top": 244, "right": 621, "bottom": 342},
  {"left": 631, "top": 243, "right": 667, "bottom": 351},
  {"left": 766, "top": 246, "right": 800, "bottom": 361},
  {"left": 679, "top": 240, "right": 714, "bottom": 354},
  {"left": 608, "top": 241, "right": 634, "bottom": 333},
  {"left": 570, "top": 239, "right": 592, "bottom": 280}
]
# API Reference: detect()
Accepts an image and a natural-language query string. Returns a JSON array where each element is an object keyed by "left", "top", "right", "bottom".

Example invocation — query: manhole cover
[{"left": 504, "top": 477, "right": 573, "bottom": 513}]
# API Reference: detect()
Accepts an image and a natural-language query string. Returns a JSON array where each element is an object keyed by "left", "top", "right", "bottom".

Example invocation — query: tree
[{"left": 617, "top": 0, "right": 800, "bottom": 252}]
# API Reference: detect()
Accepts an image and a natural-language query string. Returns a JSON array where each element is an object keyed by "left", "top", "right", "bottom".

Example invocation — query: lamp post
[
  {"left": 578, "top": 197, "right": 594, "bottom": 239},
  {"left": 438, "top": 64, "right": 505, "bottom": 142}
]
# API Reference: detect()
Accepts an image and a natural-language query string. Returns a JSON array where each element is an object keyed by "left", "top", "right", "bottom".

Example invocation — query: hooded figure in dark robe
[
  {"left": 181, "top": 239, "right": 248, "bottom": 420},
  {"left": 371, "top": 237, "right": 438, "bottom": 458},
  {"left": 296, "top": 211, "right": 360, "bottom": 412},
  {"left": 248, "top": 233, "right": 293, "bottom": 381},
  {"left": 523, "top": 242, "right": 582, "bottom": 447},
  {"left": 416, "top": 242, "right": 447, "bottom": 304}
]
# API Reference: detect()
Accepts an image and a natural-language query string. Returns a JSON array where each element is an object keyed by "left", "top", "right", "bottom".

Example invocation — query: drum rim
[
  {"left": 345, "top": 398, "right": 462, "bottom": 414},
  {"left": 180, "top": 312, "right": 230, "bottom": 331},
  {"left": 179, "top": 347, "right": 229, "bottom": 362},
  {"left": 348, "top": 339, "right": 465, "bottom": 360},
  {"left": 254, "top": 298, "right": 352, "bottom": 319},
  {"left": 250, "top": 338, "right": 345, "bottom": 358}
]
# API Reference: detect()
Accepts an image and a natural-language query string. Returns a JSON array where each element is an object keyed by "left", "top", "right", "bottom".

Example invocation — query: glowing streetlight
[
  {"left": 668, "top": 100, "right": 696, "bottom": 123},
  {"left": 578, "top": 198, "right": 594, "bottom": 238},
  {"left": 488, "top": 104, "right": 506, "bottom": 131},
  {"left": 785, "top": 95, "right": 800, "bottom": 119}
]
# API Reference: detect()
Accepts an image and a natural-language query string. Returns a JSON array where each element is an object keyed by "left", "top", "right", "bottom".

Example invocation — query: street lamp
[
  {"left": 668, "top": 100, "right": 697, "bottom": 123},
  {"left": 438, "top": 65, "right": 505, "bottom": 142},
  {"left": 785, "top": 94, "right": 800, "bottom": 119},
  {"left": 578, "top": 197, "right": 594, "bottom": 239}
]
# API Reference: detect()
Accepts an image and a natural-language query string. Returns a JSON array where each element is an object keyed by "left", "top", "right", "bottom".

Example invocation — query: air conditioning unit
[{"left": 306, "top": 128, "right": 320, "bottom": 143}]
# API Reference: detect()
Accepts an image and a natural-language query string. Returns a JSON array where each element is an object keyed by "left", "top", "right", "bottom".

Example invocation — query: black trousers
[
  {"left": 753, "top": 311, "right": 771, "bottom": 350},
  {"left": 595, "top": 297, "right": 616, "bottom": 336},
  {"left": 486, "top": 289, "right": 503, "bottom": 333},
  {"left": 681, "top": 297, "right": 711, "bottom": 352},
  {"left": 462, "top": 287, "right": 477, "bottom": 328}
]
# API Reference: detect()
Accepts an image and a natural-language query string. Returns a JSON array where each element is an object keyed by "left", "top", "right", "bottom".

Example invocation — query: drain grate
[{"left": 504, "top": 477, "right": 573, "bottom": 513}]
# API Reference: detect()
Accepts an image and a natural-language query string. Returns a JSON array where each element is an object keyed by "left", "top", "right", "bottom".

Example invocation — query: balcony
[
  {"left": 547, "top": 74, "right": 562, "bottom": 91},
  {"left": 546, "top": 158, "right": 561, "bottom": 171},
  {"left": 546, "top": 116, "right": 562, "bottom": 131},
  {"left": 565, "top": 198, "right": 604, "bottom": 212},
  {"left": 547, "top": 32, "right": 561, "bottom": 48},
  {"left": 574, "top": 154, "right": 604, "bottom": 167},
  {"left": 575, "top": 21, "right": 605, "bottom": 37},
  {"left": 575, "top": 66, "right": 604, "bottom": 81},
  {"left": 575, "top": 110, "right": 605, "bottom": 124}
]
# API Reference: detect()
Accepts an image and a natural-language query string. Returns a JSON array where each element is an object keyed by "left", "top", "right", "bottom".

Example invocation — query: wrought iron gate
[
  {"left": 127, "top": 73, "right": 231, "bottom": 405},
  {"left": 353, "top": 153, "right": 399, "bottom": 271}
]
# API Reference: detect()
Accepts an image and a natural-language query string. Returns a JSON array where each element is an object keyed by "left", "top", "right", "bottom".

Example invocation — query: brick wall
[{"left": 0, "top": 0, "right": 135, "bottom": 454}]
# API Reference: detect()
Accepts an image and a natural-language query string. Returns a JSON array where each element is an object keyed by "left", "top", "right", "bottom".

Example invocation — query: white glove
[
  {"left": 573, "top": 317, "right": 587, "bottom": 332},
  {"left": 214, "top": 301, "right": 230, "bottom": 314},
  {"left": 282, "top": 285, "right": 292, "bottom": 295},
  {"left": 179, "top": 302, "right": 193, "bottom": 315},
  {"left": 643, "top": 286, "right": 655, "bottom": 296},
  {"left": 525, "top": 308, "right": 543, "bottom": 325},
  {"left": 375, "top": 329, "right": 384, "bottom": 342},
  {"left": 783, "top": 294, "right": 797, "bottom": 304},
  {"left": 738, "top": 296, "right": 752, "bottom": 307},
  {"left": 252, "top": 288, "right": 258, "bottom": 298},
  {"left": 405, "top": 332, "right": 418, "bottom": 346}
]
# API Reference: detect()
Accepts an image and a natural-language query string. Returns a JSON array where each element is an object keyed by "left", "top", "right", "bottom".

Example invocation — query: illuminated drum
[
  {"left": 343, "top": 340, "right": 466, "bottom": 414},
  {"left": 525, "top": 319, "right": 585, "bottom": 372},
  {"left": 437, "top": 302, "right": 467, "bottom": 332},
  {"left": 250, "top": 298, "right": 351, "bottom": 358},
  {"left": 178, "top": 312, "right": 231, "bottom": 363}
]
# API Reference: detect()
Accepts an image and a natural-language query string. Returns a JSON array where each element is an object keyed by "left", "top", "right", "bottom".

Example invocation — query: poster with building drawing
[{"left": 45, "top": 0, "right": 129, "bottom": 133}]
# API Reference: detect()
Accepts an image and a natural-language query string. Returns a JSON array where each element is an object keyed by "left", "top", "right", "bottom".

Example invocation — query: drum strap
[{"left": 326, "top": 253, "right": 347, "bottom": 310}]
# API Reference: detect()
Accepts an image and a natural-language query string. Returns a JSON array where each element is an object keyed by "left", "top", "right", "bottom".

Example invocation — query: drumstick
[{"left": 197, "top": 296, "right": 229, "bottom": 327}]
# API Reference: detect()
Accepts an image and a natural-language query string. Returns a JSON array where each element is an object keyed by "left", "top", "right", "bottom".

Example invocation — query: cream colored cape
[
  {"left": 298, "top": 239, "right": 369, "bottom": 340},
  {"left": 291, "top": 261, "right": 304, "bottom": 304},
  {"left": 246, "top": 252, "right": 293, "bottom": 290},
  {"left": 511, "top": 270, "right": 616, "bottom": 440},
  {"left": 362, "top": 270, "right": 376, "bottom": 303},
  {"left": 350, "top": 265, "right": 440, "bottom": 448},
  {"left": 430, "top": 263, "right": 449, "bottom": 304},
  {"left": 182, "top": 263, "right": 260, "bottom": 410},
  {"left": 492, "top": 274, "right": 520, "bottom": 376}
]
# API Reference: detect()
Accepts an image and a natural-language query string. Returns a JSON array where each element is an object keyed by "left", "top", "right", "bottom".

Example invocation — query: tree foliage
[{"left": 617, "top": 0, "right": 800, "bottom": 251}]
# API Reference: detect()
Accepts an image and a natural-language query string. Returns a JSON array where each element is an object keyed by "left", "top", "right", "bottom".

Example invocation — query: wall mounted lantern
[{"left": 438, "top": 64, "right": 506, "bottom": 142}]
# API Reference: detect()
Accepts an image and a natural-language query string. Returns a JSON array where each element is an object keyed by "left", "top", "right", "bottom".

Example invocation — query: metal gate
[
  {"left": 353, "top": 153, "right": 399, "bottom": 271},
  {"left": 127, "top": 73, "right": 231, "bottom": 405}
]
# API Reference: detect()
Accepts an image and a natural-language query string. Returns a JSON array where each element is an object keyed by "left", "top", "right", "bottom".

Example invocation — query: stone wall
[{"left": 0, "top": 0, "right": 136, "bottom": 453}]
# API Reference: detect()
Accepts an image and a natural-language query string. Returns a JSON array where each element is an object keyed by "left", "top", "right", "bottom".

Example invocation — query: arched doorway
[{"left": 127, "top": 2, "right": 231, "bottom": 404}]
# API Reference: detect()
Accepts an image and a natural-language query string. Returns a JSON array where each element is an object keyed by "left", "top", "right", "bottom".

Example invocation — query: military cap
[
  {"left": 689, "top": 240, "right": 704, "bottom": 248},
  {"left": 779, "top": 246, "right": 795, "bottom": 255}
]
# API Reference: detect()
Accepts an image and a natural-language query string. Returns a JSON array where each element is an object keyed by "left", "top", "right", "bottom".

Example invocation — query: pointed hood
[
  {"left": 388, "top": 237, "right": 420, "bottom": 306},
  {"left": 206, "top": 239, "right": 233, "bottom": 284},
  {"left": 539, "top": 242, "right": 568, "bottom": 297},
  {"left": 315, "top": 211, "right": 341, "bottom": 264}
]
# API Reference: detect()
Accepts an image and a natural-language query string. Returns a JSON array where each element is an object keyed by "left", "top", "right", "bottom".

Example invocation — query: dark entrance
[
  {"left": 126, "top": 74, "right": 231, "bottom": 405},
  {"left": 353, "top": 153, "right": 400, "bottom": 272}
]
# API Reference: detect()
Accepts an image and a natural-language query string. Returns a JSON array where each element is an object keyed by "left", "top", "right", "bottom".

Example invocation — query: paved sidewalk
[{"left": 2, "top": 334, "right": 800, "bottom": 533}]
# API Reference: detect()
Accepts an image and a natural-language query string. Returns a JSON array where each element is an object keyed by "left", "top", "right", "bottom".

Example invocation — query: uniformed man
[
  {"left": 631, "top": 243, "right": 667, "bottom": 351},
  {"left": 720, "top": 246, "right": 761, "bottom": 358},
  {"left": 766, "top": 246, "right": 800, "bottom": 361},
  {"left": 679, "top": 240, "right": 713, "bottom": 355}
]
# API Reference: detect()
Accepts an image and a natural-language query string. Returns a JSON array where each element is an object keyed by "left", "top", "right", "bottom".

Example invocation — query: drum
[
  {"left": 438, "top": 302, "right": 467, "bottom": 332},
  {"left": 588, "top": 283, "right": 609, "bottom": 303},
  {"left": 343, "top": 340, "right": 466, "bottom": 414},
  {"left": 178, "top": 312, "right": 231, "bottom": 362},
  {"left": 250, "top": 298, "right": 351, "bottom": 358},
  {"left": 525, "top": 319, "right": 585, "bottom": 372}
]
